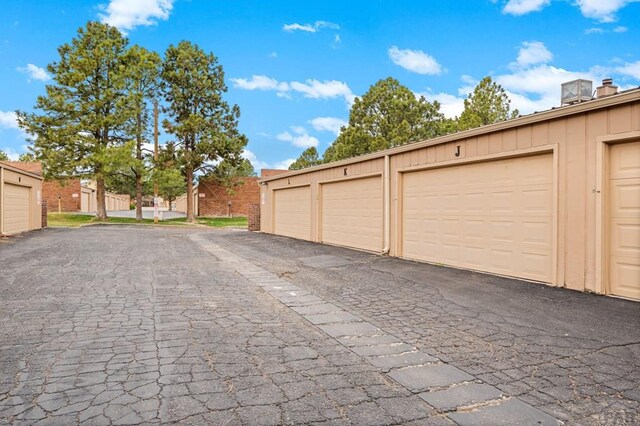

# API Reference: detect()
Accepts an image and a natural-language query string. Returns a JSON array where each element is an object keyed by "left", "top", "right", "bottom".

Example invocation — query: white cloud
[
  {"left": 242, "top": 149, "right": 294, "bottom": 172},
  {"left": 232, "top": 75, "right": 355, "bottom": 105},
  {"left": 290, "top": 79, "right": 355, "bottom": 104},
  {"left": 332, "top": 34, "right": 342, "bottom": 49},
  {"left": 273, "top": 159, "right": 295, "bottom": 170},
  {"left": 0, "top": 111, "right": 19, "bottom": 130},
  {"left": 283, "top": 21, "right": 339, "bottom": 33},
  {"left": 17, "top": 64, "right": 51, "bottom": 82},
  {"left": 502, "top": 0, "right": 638, "bottom": 20},
  {"left": 309, "top": 117, "right": 347, "bottom": 135},
  {"left": 267, "top": 52, "right": 278, "bottom": 58},
  {"left": 585, "top": 27, "right": 605, "bottom": 34},
  {"left": 388, "top": 46, "right": 442, "bottom": 75},
  {"left": 242, "top": 149, "right": 270, "bottom": 171},
  {"left": 99, "top": 0, "right": 173, "bottom": 32},
  {"left": 420, "top": 92, "right": 466, "bottom": 119},
  {"left": 613, "top": 26, "right": 628, "bottom": 32},
  {"left": 0, "top": 146, "right": 21, "bottom": 161},
  {"left": 513, "top": 41, "right": 553, "bottom": 68},
  {"left": 277, "top": 126, "right": 319, "bottom": 148},
  {"left": 576, "top": 0, "right": 639, "bottom": 22},
  {"left": 496, "top": 64, "right": 601, "bottom": 113},
  {"left": 503, "top": 0, "right": 550, "bottom": 15},
  {"left": 230, "top": 75, "right": 289, "bottom": 92},
  {"left": 283, "top": 23, "right": 315, "bottom": 32},
  {"left": 616, "top": 60, "right": 640, "bottom": 79}
]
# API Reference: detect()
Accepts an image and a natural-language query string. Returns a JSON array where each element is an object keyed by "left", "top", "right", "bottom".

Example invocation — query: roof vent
[
  {"left": 561, "top": 79, "right": 593, "bottom": 105},
  {"left": 596, "top": 78, "right": 618, "bottom": 98}
]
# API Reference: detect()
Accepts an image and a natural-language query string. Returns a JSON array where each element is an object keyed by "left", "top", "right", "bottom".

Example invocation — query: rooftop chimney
[{"left": 596, "top": 78, "right": 618, "bottom": 98}]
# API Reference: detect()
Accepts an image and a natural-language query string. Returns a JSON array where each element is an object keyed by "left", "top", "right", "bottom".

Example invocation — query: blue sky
[{"left": 1, "top": 0, "right": 639, "bottom": 170}]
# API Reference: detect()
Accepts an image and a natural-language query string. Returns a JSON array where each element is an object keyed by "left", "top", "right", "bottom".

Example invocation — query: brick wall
[
  {"left": 198, "top": 176, "right": 260, "bottom": 217},
  {"left": 43, "top": 179, "right": 82, "bottom": 212},
  {"left": 41, "top": 201, "right": 48, "bottom": 228},
  {"left": 248, "top": 203, "right": 260, "bottom": 231}
]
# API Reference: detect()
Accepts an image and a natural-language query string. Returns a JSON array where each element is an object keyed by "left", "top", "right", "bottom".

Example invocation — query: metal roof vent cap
[
  {"left": 561, "top": 79, "right": 593, "bottom": 105},
  {"left": 597, "top": 78, "right": 618, "bottom": 98}
]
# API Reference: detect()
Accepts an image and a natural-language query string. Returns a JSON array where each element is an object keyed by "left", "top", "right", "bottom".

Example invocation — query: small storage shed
[
  {"left": 0, "top": 161, "right": 43, "bottom": 235},
  {"left": 259, "top": 86, "right": 640, "bottom": 301}
]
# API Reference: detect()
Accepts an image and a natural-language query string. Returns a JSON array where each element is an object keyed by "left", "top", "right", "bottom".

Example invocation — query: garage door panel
[
  {"left": 4, "top": 184, "right": 30, "bottom": 235},
  {"left": 402, "top": 154, "right": 553, "bottom": 283},
  {"left": 608, "top": 142, "right": 640, "bottom": 300},
  {"left": 524, "top": 221, "right": 551, "bottom": 245},
  {"left": 274, "top": 186, "right": 311, "bottom": 241},
  {"left": 321, "top": 176, "right": 382, "bottom": 252}
]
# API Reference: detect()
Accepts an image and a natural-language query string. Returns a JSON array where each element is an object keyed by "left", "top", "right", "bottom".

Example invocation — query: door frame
[{"left": 595, "top": 131, "right": 640, "bottom": 295}]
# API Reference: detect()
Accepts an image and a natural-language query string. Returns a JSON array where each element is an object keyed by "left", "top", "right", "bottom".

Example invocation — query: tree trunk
[
  {"left": 186, "top": 167, "right": 194, "bottom": 222},
  {"left": 135, "top": 174, "right": 143, "bottom": 221},
  {"left": 96, "top": 175, "right": 108, "bottom": 220},
  {"left": 168, "top": 198, "right": 173, "bottom": 212}
]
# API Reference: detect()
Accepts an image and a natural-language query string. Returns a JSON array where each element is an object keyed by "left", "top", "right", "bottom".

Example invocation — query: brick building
[
  {"left": 44, "top": 179, "right": 82, "bottom": 212},
  {"left": 197, "top": 176, "right": 260, "bottom": 217}
]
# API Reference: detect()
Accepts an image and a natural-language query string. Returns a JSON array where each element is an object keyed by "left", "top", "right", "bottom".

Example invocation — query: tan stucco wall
[
  {"left": 260, "top": 90, "right": 640, "bottom": 295},
  {"left": 175, "top": 186, "right": 199, "bottom": 214},
  {"left": 260, "top": 157, "right": 385, "bottom": 242},
  {"left": 0, "top": 163, "right": 43, "bottom": 235}
]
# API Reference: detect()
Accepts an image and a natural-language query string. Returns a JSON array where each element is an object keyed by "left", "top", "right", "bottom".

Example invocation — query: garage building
[
  {"left": 259, "top": 85, "right": 640, "bottom": 301},
  {"left": 0, "top": 161, "right": 43, "bottom": 236}
]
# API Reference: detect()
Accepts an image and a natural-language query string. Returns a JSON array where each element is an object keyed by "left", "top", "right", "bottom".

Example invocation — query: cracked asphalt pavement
[{"left": 1, "top": 226, "right": 638, "bottom": 425}]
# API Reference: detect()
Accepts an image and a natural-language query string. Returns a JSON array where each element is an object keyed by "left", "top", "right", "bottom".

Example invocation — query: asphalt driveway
[{"left": 0, "top": 226, "right": 638, "bottom": 425}]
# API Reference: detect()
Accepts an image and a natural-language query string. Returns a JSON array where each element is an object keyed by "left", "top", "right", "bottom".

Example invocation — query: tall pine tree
[
  {"left": 458, "top": 76, "right": 519, "bottom": 130},
  {"left": 17, "top": 21, "right": 136, "bottom": 219},
  {"left": 323, "top": 77, "right": 447, "bottom": 162},
  {"left": 161, "top": 41, "right": 247, "bottom": 222}
]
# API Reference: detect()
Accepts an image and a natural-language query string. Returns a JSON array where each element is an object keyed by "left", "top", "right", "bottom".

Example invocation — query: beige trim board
[
  {"left": 317, "top": 171, "right": 382, "bottom": 185},
  {"left": 269, "top": 182, "right": 311, "bottom": 190},
  {"left": 396, "top": 145, "right": 555, "bottom": 174},
  {"left": 597, "top": 130, "right": 640, "bottom": 144}
]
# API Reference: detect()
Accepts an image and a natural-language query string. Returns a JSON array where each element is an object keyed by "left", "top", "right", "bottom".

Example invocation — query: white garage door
[
  {"left": 321, "top": 176, "right": 383, "bottom": 251},
  {"left": 402, "top": 154, "right": 554, "bottom": 283},
  {"left": 4, "top": 183, "right": 30, "bottom": 235},
  {"left": 608, "top": 141, "right": 640, "bottom": 300},
  {"left": 274, "top": 186, "right": 311, "bottom": 241}
]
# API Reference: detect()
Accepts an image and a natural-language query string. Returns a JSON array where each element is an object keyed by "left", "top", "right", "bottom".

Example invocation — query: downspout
[{"left": 382, "top": 154, "right": 390, "bottom": 255}]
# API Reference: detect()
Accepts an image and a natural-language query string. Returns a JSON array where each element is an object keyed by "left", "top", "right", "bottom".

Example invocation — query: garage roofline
[
  {"left": 0, "top": 161, "right": 44, "bottom": 180},
  {"left": 260, "top": 86, "right": 640, "bottom": 183}
]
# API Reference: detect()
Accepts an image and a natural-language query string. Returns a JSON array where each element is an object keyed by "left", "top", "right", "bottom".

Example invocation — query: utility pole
[{"left": 154, "top": 100, "right": 159, "bottom": 224}]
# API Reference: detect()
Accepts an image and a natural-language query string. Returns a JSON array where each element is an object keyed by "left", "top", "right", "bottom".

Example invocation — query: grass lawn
[
  {"left": 194, "top": 216, "right": 248, "bottom": 227},
  {"left": 47, "top": 213, "right": 248, "bottom": 229}
]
